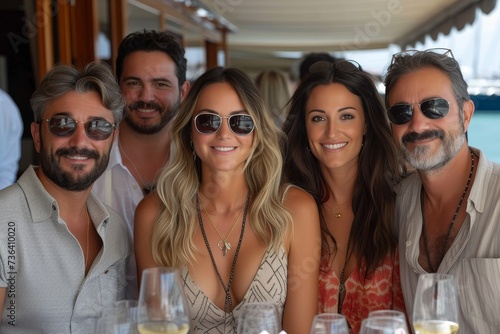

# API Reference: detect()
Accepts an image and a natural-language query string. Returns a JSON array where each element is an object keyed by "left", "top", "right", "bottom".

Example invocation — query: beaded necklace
[{"left": 421, "top": 149, "right": 474, "bottom": 272}]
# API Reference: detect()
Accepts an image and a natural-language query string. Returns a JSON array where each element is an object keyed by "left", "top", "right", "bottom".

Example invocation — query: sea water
[{"left": 468, "top": 110, "right": 500, "bottom": 163}]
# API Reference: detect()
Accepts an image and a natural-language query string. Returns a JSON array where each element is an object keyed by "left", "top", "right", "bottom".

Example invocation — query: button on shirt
[
  {"left": 396, "top": 148, "right": 500, "bottom": 333},
  {"left": 0, "top": 166, "right": 130, "bottom": 334}
]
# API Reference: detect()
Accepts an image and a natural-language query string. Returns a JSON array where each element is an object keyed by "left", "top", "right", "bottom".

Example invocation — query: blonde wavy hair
[{"left": 152, "top": 67, "right": 291, "bottom": 268}]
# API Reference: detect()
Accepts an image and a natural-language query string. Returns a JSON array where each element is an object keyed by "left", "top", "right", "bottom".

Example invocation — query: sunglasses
[
  {"left": 387, "top": 98, "right": 450, "bottom": 125},
  {"left": 309, "top": 59, "right": 361, "bottom": 75},
  {"left": 43, "top": 115, "right": 116, "bottom": 140},
  {"left": 193, "top": 113, "right": 255, "bottom": 136},
  {"left": 391, "top": 48, "right": 455, "bottom": 65}
]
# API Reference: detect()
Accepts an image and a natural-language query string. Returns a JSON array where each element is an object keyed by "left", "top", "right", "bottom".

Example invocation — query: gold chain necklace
[
  {"left": 328, "top": 199, "right": 351, "bottom": 219},
  {"left": 200, "top": 195, "right": 245, "bottom": 256}
]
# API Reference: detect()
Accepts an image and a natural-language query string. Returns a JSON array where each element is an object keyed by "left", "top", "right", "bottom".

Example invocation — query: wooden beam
[
  {"left": 56, "top": 1, "right": 72, "bottom": 64},
  {"left": 35, "top": 0, "right": 54, "bottom": 81},
  {"left": 70, "top": 0, "right": 99, "bottom": 68},
  {"left": 109, "top": 0, "right": 127, "bottom": 72},
  {"left": 205, "top": 40, "right": 218, "bottom": 69}
]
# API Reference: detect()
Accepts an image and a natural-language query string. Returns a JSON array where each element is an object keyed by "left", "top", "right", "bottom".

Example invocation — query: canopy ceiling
[{"left": 198, "top": 0, "right": 496, "bottom": 52}]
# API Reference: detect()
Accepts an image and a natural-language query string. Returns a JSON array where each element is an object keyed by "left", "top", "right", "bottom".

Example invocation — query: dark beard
[
  {"left": 124, "top": 99, "right": 180, "bottom": 134},
  {"left": 39, "top": 138, "right": 110, "bottom": 191}
]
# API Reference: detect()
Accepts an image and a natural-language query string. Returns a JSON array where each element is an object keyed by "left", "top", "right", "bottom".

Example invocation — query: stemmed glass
[
  {"left": 359, "top": 316, "right": 408, "bottom": 334},
  {"left": 310, "top": 313, "right": 350, "bottom": 334},
  {"left": 96, "top": 300, "right": 139, "bottom": 334},
  {"left": 137, "top": 267, "right": 190, "bottom": 334},
  {"left": 236, "top": 302, "right": 281, "bottom": 334},
  {"left": 368, "top": 310, "right": 406, "bottom": 322},
  {"left": 412, "top": 273, "right": 459, "bottom": 334}
]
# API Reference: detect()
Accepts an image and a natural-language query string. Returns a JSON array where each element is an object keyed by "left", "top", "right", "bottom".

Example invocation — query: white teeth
[
  {"left": 323, "top": 142, "right": 347, "bottom": 150},
  {"left": 137, "top": 109, "right": 155, "bottom": 113},
  {"left": 67, "top": 155, "right": 88, "bottom": 160},
  {"left": 214, "top": 147, "right": 235, "bottom": 152}
]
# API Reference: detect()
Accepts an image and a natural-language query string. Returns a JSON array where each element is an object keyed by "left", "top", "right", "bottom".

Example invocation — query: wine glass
[
  {"left": 359, "top": 316, "right": 408, "bottom": 334},
  {"left": 310, "top": 313, "right": 350, "bottom": 334},
  {"left": 137, "top": 267, "right": 190, "bottom": 334},
  {"left": 368, "top": 310, "right": 406, "bottom": 322},
  {"left": 412, "top": 273, "right": 459, "bottom": 334},
  {"left": 236, "top": 302, "right": 281, "bottom": 334},
  {"left": 96, "top": 300, "right": 138, "bottom": 334}
]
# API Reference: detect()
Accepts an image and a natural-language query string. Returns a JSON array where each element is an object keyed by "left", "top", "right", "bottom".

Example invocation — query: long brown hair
[{"left": 283, "top": 64, "right": 401, "bottom": 276}]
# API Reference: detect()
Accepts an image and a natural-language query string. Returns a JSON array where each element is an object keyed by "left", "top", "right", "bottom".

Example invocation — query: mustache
[
  {"left": 129, "top": 101, "right": 162, "bottom": 112},
  {"left": 56, "top": 147, "right": 99, "bottom": 159},
  {"left": 402, "top": 130, "right": 445, "bottom": 144}
]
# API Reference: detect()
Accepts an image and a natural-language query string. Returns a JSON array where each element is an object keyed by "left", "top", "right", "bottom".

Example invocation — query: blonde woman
[
  {"left": 255, "top": 69, "right": 290, "bottom": 126},
  {"left": 134, "top": 67, "right": 320, "bottom": 334}
]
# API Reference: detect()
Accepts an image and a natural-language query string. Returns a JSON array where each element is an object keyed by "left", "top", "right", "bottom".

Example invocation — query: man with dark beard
[
  {"left": 385, "top": 49, "right": 500, "bottom": 333},
  {"left": 0, "top": 62, "right": 129, "bottom": 334},
  {"left": 92, "top": 30, "right": 190, "bottom": 299}
]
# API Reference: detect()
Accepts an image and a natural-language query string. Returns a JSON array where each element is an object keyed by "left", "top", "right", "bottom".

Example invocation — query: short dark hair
[{"left": 116, "top": 30, "right": 187, "bottom": 87}]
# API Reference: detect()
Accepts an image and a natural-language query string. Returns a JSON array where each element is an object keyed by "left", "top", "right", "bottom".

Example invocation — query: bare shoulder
[
  {"left": 135, "top": 191, "right": 163, "bottom": 228},
  {"left": 282, "top": 185, "right": 317, "bottom": 215}
]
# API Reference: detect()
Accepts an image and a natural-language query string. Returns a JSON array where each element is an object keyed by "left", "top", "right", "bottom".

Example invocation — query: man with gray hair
[
  {"left": 0, "top": 62, "right": 129, "bottom": 333},
  {"left": 385, "top": 48, "right": 500, "bottom": 333}
]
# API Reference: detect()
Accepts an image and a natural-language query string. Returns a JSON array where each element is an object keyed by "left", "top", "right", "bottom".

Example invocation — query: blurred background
[{"left": 1, "top": 0, "right": 499, "bottom": 173}]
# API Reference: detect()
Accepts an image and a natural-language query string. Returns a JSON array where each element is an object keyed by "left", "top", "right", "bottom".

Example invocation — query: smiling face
[
  {"left": 191, "top": 82, "right": 254, "bottom": 176},
  {"left": 120, "top": 50, "right": 185, "bottom": 134},
  {"left": 387, "top": 67, "right": 472, "bottom": 171},
  {"left": 305, "top": 83, "right": 366, "bottom": 172},
  {"left": 32, "top": 91, "right": 115, "bottom": 191}
]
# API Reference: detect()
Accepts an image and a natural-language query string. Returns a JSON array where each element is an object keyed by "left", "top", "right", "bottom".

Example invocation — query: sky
[{"left": 337, "top": 5, "right": 500, "bottom": 83}]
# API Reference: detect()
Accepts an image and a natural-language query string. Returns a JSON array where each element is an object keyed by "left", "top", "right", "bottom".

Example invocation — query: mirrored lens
[
  {"left": 229, "top": 115, "right": 254, "bottom": 135},
  {"left": 195, "top": 114, "right": 221, "bottom": 134},
  {"left": 47, "top": 115, "right": 114, "bottom": 140},
  {"left": 86, "top": 119, "right": 115, "bottom": 140},
  {"left": 387, "top": 105, "right": 413, "bottom": 125},
  {"left": 388, "top": 98, "right": 449, "bottom": 125},
  {"left": 420, "top": 98, "right": 449, "bottom": 119}
]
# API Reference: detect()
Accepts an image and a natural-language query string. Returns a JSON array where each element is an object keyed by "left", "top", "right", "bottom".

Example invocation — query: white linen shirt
[
  {"left": 396, "top": 147, "right": 500, "bottom": 333},
  {"left": 0, "top": 166, "right": 130, "bottom": 334},
  {"left": 92, "top": 139, "right": 145, "bottom": 299}
]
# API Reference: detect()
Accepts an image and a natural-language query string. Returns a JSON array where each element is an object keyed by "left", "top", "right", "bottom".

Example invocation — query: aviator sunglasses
[
  {"left": 193, "top": 113, "right": 255, "bottom": 136},
  {"left": 387, "top": 98, "right": 450, "bottom": 125},
  {"left": 43, "top": 114, "right": 116, "bottom": 140}
]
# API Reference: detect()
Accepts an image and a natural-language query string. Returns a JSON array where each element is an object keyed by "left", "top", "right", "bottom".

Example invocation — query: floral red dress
[{"left": 318, "top": 248, "right": 406, "bottom": 334}]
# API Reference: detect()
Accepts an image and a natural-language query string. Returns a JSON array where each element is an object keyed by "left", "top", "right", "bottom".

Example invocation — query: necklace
[
  {"left": 338, "top": 234, "right": 352, "bottom": 314},
  {"left": 196, "top": 192, "right": 250, "bottom": 332},
  {"left": 200, "top": 195, "right": 245, "bottom": 256},
  {"left": 118, "top": 140, "right": 162, "bottom": 194},
  {"left": 329, "top": 199, "right": 351, "bottom": 219},
  {"left": 421, "top": 149, "right": 474, "bottom": 273}
]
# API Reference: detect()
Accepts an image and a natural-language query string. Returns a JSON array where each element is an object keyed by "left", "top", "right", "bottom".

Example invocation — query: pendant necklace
[
  {"left": 118, "top": 140, "right": 164, "bottom": 194},
  {"left": 328, "top": 199, "right": 351, "bottom": 219},
  {"left": 196, "top": 192, "right": 250, "bottom": 332},
  {"left": 200, "top": 195, "right": 245, "bottom": 256},
  {"left": 421, "top": 149, "right": 474, "bottom": 273}
]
